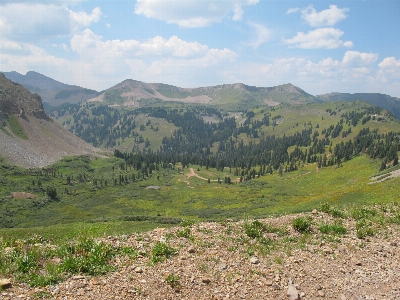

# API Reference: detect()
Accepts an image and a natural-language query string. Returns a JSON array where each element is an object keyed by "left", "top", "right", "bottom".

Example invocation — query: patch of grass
[
  {"left": 6, "top": 114, "right": 28, "bottom": 139},
  {"left": 57, "top": 237, "right": 115, "bottom": 276},
  {"left": 164, "top": 273, "right": 181, "bottom": 288},
  {"left": 351, "top": 207, "right": 378, "bottom": 220},
  {"left": 151, "top": 242, "right": 177, "bottom": 264},
  {"left": 320, "top": 202, "right": 346, "bottom": 218},
  {"left": 292, "top": 216, "right": 312, "bottom": 233},
  {"left": 274, "top": 256, "right": 283, "bottom": 264},
  {"left": 355, "top": 219, "right": 375, "bottom": 239},
  {"left": 176, "top": 228, "right": 191, "bottom": 239},
  {"left": 180, "top": 219, "right": 196, "bottom": 227},
  {"left": 0, "top": 234, "right": 138, "bottom": 287},
  {"left": 244, "top": 220, "right": 266, "bottom": 239},
  {"left": 319, "top": 221, "right": 347, "bottom": 235}
]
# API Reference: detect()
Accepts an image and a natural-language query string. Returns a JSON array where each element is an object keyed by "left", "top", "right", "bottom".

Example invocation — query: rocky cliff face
[
  {"left": 0, "top": 73, "right": 49, "bottom": 121},
  {"left": 0, "top": 73, "right": 103, "bottom": 168}
]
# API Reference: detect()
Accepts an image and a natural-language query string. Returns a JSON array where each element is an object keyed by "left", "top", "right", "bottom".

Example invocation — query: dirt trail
[
  {"left": 182, "top": 168, "right": 312, "bottom": 188},
  {"left": 187, "top": 168, "right": 241, "bottom": 183}
]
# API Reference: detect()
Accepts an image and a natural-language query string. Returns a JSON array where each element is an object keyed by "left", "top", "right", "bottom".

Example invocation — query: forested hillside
[{"left": 51, "top": 100, "right": 400, "bottom": 177}]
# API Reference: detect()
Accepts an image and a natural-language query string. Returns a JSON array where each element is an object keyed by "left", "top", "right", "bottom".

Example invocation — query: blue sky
[{"left": 0, "top": 0, "right": 399, "bottom": 97}]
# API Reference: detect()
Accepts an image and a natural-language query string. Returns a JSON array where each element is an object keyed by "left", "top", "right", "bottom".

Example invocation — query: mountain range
[
  {"left": 3, "top": 71, "right": 400, "bottom": 119},
  {"left": 2, "top": 71, "right": 99, "bottom": 107}
]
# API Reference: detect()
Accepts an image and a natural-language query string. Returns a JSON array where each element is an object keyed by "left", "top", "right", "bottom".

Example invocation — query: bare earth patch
[
  {"left": 11, "top": 192, "right": 35, "bottom": 199},
  {"left": 264, "top": 98, "right": 280, "bottom": 106},
  {"left": 369, "top": 168, "right": 400, "bottom": 184}
]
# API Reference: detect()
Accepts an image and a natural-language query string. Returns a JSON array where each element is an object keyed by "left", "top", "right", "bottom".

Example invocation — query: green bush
[
  {"left": 180, "top": 219, "right": 195, "bottom": 227},
  {"left": 292, "top": 216, "right": 312, "bottom": 233},
  {"left": 355, "top": 219, "right": 375, "bottom": 239},
  {"left": 151, "top": 242, "right": 177, "bottom": 264},
  {"left": 351, "top": 207, "right": 377, "bottom": 220},
  {"left": 58, "top": 237, "right": 115, "bottom": 275},
  {"left": 319, "top": 222, "right": 347, "bottom": 235},
  {"left": 320, "top": 202, "right": 346, "bottom": 218},
  {"left": 176, "top": 228, "right": 191, "bottom": 238},
  {"left": 244, "top": 220, "right": 265, "bottom": 238}
]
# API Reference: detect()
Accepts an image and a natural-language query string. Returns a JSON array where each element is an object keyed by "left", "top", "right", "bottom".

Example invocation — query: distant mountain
[
  {"left": 0, "top": 73, "right": 102, "bottom": 168},
  {"left": 4, "top": 71, "right": 400, "bottom": 119},
  {"left": 2, "top": 71, "right": 100, "bottom": 106},
  {"left": 317, "top": 92, "right": 400, "bottom": 119},
  {"left": 87, "top": 79, "right": 317, "bottom": 108}
]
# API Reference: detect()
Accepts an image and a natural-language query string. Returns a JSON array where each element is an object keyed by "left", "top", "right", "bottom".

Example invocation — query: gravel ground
[
  {"left": 1, "top": 210, "right": 400, "bottom": 300},
  {"left": 0, "top": 115, "right": 104, "bottom": 168}
]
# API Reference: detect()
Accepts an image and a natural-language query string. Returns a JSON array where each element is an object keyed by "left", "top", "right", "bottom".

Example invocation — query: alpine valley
[{"left": 1, "top": 71, "right": 400, "bottom": 298}]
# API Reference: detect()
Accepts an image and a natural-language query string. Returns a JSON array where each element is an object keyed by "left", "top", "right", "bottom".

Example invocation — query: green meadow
[{"left": 0, "top": 151, "right": 398, "bottom": 240}]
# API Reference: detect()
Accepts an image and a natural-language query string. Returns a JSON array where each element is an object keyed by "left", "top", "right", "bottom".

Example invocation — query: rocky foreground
[{"left": 1, "top": 209, "right": 400, "bottom": 300}]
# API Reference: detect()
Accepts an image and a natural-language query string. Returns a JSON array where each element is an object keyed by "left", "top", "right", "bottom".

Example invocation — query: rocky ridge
[
  {"left": 1, "top": 207, "right": 400, "bottom": 299},
  {"left": 0, "top": 74, "right": 103, "bottom": 168}
]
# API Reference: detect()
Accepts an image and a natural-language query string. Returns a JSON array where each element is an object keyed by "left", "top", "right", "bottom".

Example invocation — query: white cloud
[
  {"left": 0, "top": 3, "right": 101, "bottom": 42},
  {"left": 247, "top": 22, "right": 272, "bottom": 48},
  {"left": 301, "top": 5, "right": 349, "bottom": 27},
  {"left": 286, "top": 8, "right": 300, "bottom": 14},
  {"left": 245, "top": 51, "right": 389, "bottom": 95},
  {"left": 302, "top": 51, "right": 377, "bottom": 79},
  {"left": 69, "top": 30, "right": 235, "bottom": 61},
  {"left": 134, "top": 0, "right": 259, "bottom": 28},
  {"left": 57, "top": 31, "right": 238, "bottom": 88},
  {"left": 0, "top": 40, "right": 23, "bottom": 52},
  {"left": 259, "top": 57, "right": 306, "bottom": 76},
  {"left": 342, "top": 51, "right": 378, "bottom": 66},
  {"left": 284, "top": 27, "right": 353, "bottom": 49},
  {"left": 70, "top": 7, "right": 102, "bottom": 29},
  {"left": 377, "top": 57, "right": 400, "bottom": 82}
]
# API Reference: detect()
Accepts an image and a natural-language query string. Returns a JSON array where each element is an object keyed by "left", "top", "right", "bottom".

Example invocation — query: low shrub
[
  {"left": 151, "top": 242, "right": 177, "bottom": 264},
  {"left": 292, "top": 216, "right": 312, "bottom": 233}
]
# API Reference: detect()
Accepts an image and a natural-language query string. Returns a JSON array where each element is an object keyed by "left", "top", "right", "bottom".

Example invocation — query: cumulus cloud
[
  {"left": 301, "top": 5, "right": 349, "bottom": 27},
  {"left": 69, "top": 30, "right": 238, "bottom": 87},
  {"left": 304, "top": 51, "right": 378, "bottom": 79},
  {"left": 234, "top": 51, "right": 400, "bottom": 96},
  {"left": 69, "top": 30, "right": 234, "bottom": 61},
  {"left": 0, "top": 3, "right": 102, "bottom": 41},
  {"left": 377, "top": 57, "right": 400, "bottom": 82},
  {"left": 259, "top": 57, "right": 306, "bottom": 76},
  {"left": 134, "top": 0, "right": 259, "bottom": 27},
  {"left": 342, "top": 51, "right": 378, "bottom": 66},
  {"left": 247, "top": 22, "right": 272, "bottom": 48},
  {"left": 284, "top": 27, "right": 353, "bottom": 49},
  {"left": 70, "top": 7, "right": 102, "bottom": 29}
]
